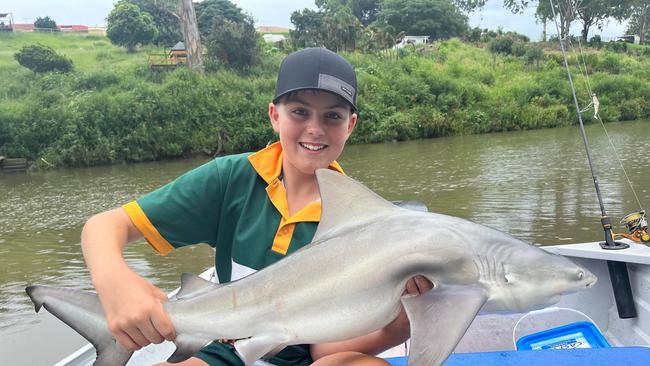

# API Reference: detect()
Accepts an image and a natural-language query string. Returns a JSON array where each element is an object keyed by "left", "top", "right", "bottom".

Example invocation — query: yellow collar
[
  {"left": 247, "top": 142, "right": 344, "bottom": 184},
  {"left": 247, "top": 142, "right": 344, "bottom": 222}
]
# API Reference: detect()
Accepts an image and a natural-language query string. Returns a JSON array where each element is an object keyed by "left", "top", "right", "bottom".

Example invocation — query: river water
[{"left": 1, "top": 120, "right": 649, "bottom": 363}]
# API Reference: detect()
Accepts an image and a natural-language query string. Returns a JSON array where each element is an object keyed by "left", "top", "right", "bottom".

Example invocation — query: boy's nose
[{"left": 305, "top": 117, "right": 326, "bottom": 136}]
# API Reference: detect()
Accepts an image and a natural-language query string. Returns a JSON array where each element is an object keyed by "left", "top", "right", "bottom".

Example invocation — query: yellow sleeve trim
[{"left": 122, "top": 201, "right": 174, "bottom": 256}]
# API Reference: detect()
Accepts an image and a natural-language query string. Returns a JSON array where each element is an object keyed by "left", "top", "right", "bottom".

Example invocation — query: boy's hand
[
  {"left": 404, "top": 275, "right": 433, "bottom": 296},
  {"left": 94, "top": 268, "right": 176, "bottom": 351},
  {"left": 385, "top": 275, "right": 434, "bottom": 338}
]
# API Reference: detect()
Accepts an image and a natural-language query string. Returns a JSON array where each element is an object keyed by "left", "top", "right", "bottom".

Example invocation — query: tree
[
  {"left": 205, "top": 15, "right": 260, "bottom": 69},
  {"left": 106, "top": 1, "right": 158, "bottom": 52},
  {"left": 129, "top": 0, "right": 204, "bottom": 72},
  {"left": 131, "top": 0, "right": 182, "bottom": 46},
  {"left": 34, "top": 16, "right": 57, "bottom": 32},
  {"left": 453, "top": 0, "right": 488, "bottom": 12},
  {"left": 627, "top": 0, "right": 650, "bottom": 44},
  {"left": 506, "top": 0, "right": 631, "bottom": 41},
  {"left": 348, "top": 0, "right": 380, "bottom": 26},
  {"left": 290, "top": 1, "right": 363, "bottom": 51},
  {"left": 503, "top": 1, "right": 576, "bottom": 40},
  {"left": 15, "top": 44, "right": 73, "bottom": 73},
  {"left": 575, "top": 0, "right": 632, "bottom": 41},
  {"left": 321, "top": 2, "right": 363, "bottom": 51},
  {"left": 178, "top": 0, "right": 204, "bottom": 72},
  {"left": 195, "top": 0, "right": 246, "bottom": 38},
  {"left": 373, "top": 0, "right": 468, "bottom": 41},
  {"left": 290, "top": 9, "right": 325, "bottom": 48}
]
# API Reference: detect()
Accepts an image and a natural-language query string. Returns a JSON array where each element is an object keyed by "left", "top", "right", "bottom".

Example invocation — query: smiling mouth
[{"left": 299, "top": 142, "right": 327, "bottom": 151}]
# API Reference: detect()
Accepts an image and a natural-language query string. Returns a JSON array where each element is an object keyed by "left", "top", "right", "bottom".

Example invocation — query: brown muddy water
[{"left": 1, "top": 120, "right": 649, "bottom": 364}]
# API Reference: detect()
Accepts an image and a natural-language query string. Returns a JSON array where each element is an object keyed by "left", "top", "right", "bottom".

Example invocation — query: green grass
[
  {"left": 0, "top": 32, "right": 160, "bottom": 72},
  {"left": 2, "top": 32, "right": 649, "bottom": 168}
]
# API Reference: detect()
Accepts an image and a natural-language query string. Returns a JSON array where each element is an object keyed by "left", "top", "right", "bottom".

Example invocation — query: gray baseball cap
[{"left": 273, "top": 47, "right": 357, "bottom": 111}]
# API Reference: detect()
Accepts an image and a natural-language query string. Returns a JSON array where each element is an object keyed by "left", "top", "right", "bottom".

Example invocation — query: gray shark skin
[{"left": 26, "top": 169, "right": 597, "bottom": 366}]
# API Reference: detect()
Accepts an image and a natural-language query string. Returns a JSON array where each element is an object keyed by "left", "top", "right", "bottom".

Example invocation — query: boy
[{"left": 81, "top": 47, "right": 431, "bottom": 366}]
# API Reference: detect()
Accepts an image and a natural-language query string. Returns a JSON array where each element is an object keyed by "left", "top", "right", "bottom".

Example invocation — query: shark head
[{"left": 493, "top": 243, "right": 597, "bottom": 312}]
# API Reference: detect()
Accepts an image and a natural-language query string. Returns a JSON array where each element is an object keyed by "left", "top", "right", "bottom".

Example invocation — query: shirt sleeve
[{"left": 123, "top": 158, "right": 225, "bottom": 255}]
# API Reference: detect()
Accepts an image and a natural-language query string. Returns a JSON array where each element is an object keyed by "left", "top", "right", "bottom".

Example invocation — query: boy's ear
[
  {"left": 347, "top": 112, "right": 358, "bottom": 135},
  {"left": 269, "top": 102, "right": 281, "bottom": 133}
]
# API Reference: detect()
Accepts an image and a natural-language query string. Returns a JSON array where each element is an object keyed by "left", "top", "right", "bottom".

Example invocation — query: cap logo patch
[
  {"left": 340, "top": 85, "right": 353, "bottom": 97},
  {"left": 318, "top": 74, "right": 356, "bottom": 104}
]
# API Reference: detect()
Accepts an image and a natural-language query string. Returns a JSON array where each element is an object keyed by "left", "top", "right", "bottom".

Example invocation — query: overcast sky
[{"left": 6, "top": 0, "right": 628, "bottom": 41}]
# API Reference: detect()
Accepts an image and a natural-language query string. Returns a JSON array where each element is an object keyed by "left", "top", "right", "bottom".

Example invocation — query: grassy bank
[{"left": 1, "top": 32, "right": 649, "bottom": 168}]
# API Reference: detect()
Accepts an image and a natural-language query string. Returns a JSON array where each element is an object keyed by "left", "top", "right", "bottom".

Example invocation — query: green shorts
[{"left": 195, "top": 342, "right": 313, "bottom": 366}]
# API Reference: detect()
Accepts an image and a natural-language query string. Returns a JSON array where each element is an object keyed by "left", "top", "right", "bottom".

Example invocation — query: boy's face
[{"left": 269, "top": 90, "right": 357, "bottom": 177}]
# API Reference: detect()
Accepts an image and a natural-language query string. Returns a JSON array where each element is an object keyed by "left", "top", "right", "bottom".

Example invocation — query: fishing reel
[{"left": 613, "top": 210, "right": 650, "bottom": 244}]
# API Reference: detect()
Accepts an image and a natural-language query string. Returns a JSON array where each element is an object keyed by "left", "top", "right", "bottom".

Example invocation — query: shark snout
[{"left": 581, "top": 268, "right": 597, "bottom": 289}]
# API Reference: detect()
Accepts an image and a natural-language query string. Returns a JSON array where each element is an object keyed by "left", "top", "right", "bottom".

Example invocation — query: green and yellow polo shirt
[{"left": 122, "top": 141, "right": 344, "bottom": 366}]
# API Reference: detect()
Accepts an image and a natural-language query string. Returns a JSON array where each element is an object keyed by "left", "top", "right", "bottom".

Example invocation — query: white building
[{"left": 393, "top": 35, "right": 430, "bottom": 49}]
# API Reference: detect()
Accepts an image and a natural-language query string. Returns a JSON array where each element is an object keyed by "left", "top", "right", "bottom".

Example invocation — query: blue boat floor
[{"left": 385, "top": 347, "right": 650, "bottom": 365}]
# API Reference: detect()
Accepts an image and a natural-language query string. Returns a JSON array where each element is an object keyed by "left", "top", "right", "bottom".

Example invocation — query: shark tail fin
[{"left": 25, "top": 285, "right": 133, "bottom": 366}]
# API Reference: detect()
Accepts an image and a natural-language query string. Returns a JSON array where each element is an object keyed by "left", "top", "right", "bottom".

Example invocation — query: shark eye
[{"left": 577, "top": 271, "right": 584, "bottom": 279}]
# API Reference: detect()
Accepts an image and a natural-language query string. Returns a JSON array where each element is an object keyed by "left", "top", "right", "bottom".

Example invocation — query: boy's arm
[
  {"left": 310, "top": 276, "right": 432, "bottom": 360},
  {"left": 81, "top": 207, "right": 176, "bottom": 351}
]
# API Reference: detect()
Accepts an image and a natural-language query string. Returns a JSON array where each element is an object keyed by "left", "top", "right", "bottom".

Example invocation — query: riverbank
[{"left": 1, "top": 32, "right": 649, "bottom": 168}]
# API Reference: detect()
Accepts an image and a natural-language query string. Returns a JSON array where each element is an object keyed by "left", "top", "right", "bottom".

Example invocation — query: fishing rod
[{"left": 549, "top": 0, "right": 637, "bottom": 318}]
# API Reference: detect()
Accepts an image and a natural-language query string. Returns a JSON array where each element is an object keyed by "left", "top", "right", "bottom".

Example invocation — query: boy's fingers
[
  {"left": 140, "top": 318, "right": 165, "bottom": 344},
  {"left": 414, "top": 275, "right": 433, "bottom": 293},
  {"left": 114, "top": 329, "right": 141, "bottom": 351},
  {"left": 124, "top": 325, "right": 150, "bottom": 348},
  {"left": 151, "top": 307, "right": 176, "bottom": 341},
  {"left": 405, "top": 278, "right": 418, "bottom": 295}
]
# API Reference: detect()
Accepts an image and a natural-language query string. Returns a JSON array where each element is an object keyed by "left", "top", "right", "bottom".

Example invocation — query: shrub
[
  {"left": 599, "top": 53, "right": 622, "bottom": 74},
  {"left": 14, "top": 44, "right": 73, "bottom": 73},
  {"left": 524, "top": 47, "right": 544, "bottom": 68},
  {"left": 589, "top": 35, "right": 602, "bottom": 49},
  {"left": 605, "top": 41, "right": 628, "bottom": 53},
  {"left": 512, "top": 42, "right": 527, "bottom": 57},
  {"left": 488, "top": 37, "right": 514, "bottom": 56},
  {"left": 34, "top": 16, "right": 58, "bottom": 32}
]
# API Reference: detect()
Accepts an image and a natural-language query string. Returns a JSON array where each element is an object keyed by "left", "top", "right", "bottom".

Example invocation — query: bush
[
  {"left": 589, "top": 35, "right": 602, "bottom": 49},
  {"left": 512, "top": 42, "right": 527, "bottom": 57},
  {"left": 14, "top": 44, "right": 73, "bottom": 73},
  {"left": 488, "top": 37, "right": 514, "bottom": 56},
  {"left": 465, "top": 27, "right": 482, "bottom": 44},
  {"left": 605, "top": 41, "right": 628, "bottom": 53},
  {"left": 34, "top": 16, "right": 57, "bottom": 32},
  {"left": 523, "top": 47, "right": 544, "bottom": 68}
]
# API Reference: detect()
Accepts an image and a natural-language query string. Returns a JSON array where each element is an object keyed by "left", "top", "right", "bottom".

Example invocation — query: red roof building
[
  {"left": 14, "top": 24, "right": 89, "bottom": 32},
  {"left": 58, "top": 25, "right": 88, "bottom": 32},
  {"left": 14, "top": 23, "right": 34, "bottom": 31}
]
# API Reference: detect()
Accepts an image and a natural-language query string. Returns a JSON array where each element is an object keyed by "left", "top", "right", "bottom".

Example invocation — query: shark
[{"left": 26, "top": 169, "right": 597, "bottom": 366}]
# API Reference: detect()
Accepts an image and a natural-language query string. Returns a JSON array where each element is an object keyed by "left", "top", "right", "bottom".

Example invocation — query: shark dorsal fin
[
  {"left": 176, "top": 272, "right": 220, "bottom": 300},
  {"left": 313, "top": 169, "right": 401, "bottom": 241}
]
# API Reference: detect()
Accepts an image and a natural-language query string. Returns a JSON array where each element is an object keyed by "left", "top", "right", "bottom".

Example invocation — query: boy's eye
[
  {"left": 325, "top": 112, "right": 342, "bottom": 120},
  {"left": 292, "top": 108, "right": 308, "bottom": 116}
]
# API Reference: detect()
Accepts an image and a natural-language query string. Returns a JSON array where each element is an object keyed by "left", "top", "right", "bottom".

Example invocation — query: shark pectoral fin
[
  {"left": 167, "top": 334, "right": 212, "bottom": 363},
  {"left": 402, "top": 285, "right": 487, "bottom": 366},
  {"left": 234, "top": 335, "right": 288, "bottom": 366},
  {"left": 175, "top": 273, "right": 221, "bottom": 300}
]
